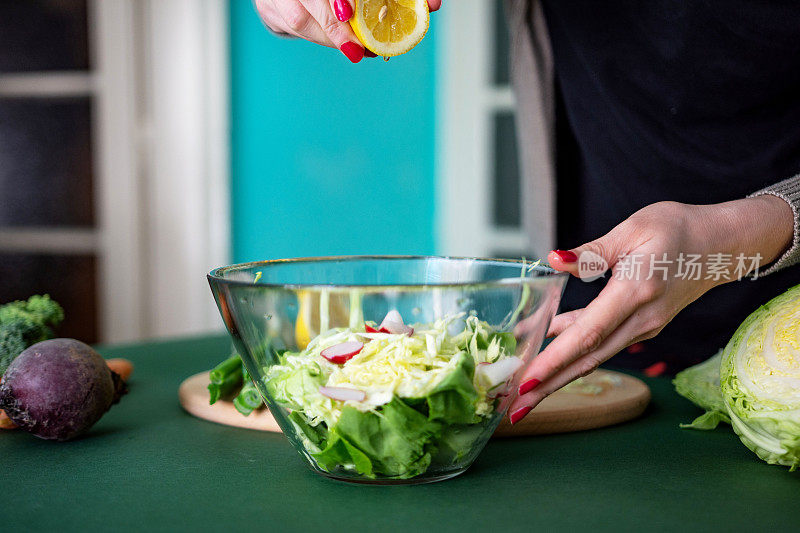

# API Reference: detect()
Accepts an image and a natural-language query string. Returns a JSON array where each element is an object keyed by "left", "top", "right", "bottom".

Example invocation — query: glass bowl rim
[{"left": 208, "top": 255, "right": 568, "bottom": 290}]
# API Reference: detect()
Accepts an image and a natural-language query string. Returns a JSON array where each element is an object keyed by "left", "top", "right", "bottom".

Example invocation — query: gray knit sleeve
[{"left": 747, "top": 174, "right": 800, "bottom": 276}]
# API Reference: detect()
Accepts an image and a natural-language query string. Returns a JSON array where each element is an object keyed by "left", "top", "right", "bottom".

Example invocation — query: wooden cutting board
[
  {"left": 179, "top": 372, "right": 282, "bottom": 432},
  {"left": 179, "top": 369, "right": 650, "bottom": 437}
]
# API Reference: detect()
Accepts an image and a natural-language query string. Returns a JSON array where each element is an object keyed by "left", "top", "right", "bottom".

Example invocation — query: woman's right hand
[{"left": 254, "top": 0, "right": 442, "bottom": 63}]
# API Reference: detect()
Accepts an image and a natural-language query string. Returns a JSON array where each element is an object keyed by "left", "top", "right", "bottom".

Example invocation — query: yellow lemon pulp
[
  {"left": 350, "top": 0, "right": 429, "bottom": 57},
  {"left": 294, "top": 290, "right": 352, "bottom": 349},
  {"left": 295, "top": 291, "right": 314, "bottom": 349}
]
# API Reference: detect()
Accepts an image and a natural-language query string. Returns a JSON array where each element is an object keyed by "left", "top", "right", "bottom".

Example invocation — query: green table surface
[{"left": 3, "top": 335, "right": 797, "bottom": 532}]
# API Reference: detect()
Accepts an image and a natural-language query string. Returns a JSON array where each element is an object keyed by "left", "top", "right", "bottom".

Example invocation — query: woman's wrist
[{"left": 716, "top": 195, "right": 794, "bottom": 268}]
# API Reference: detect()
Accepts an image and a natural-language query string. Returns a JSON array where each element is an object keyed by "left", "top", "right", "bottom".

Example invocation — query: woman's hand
[
  {"left": 508, "top": 196, "right": 794, "bottom": 424},
  {"left": 254, "top": 0, "right": 442, "bottom": 63}
]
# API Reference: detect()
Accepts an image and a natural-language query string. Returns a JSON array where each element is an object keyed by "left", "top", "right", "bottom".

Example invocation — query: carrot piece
[
  {"left": 106, "top": 358, "right": 134, "bottom": 381},
  {"left": 0, "top": 410, "right": 17, "bottom": 430}
]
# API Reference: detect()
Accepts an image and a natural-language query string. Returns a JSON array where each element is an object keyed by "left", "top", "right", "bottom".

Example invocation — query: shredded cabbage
[{"left": 265, "top": 313, "right": 519, "bottom": 478}]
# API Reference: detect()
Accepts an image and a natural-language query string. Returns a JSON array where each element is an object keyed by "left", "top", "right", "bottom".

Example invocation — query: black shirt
[{"left": 540, "top": 1, "right": 800, "bottom": 371}]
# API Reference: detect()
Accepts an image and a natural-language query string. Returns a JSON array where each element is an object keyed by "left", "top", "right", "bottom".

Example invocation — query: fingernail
[
  {"left": 553, "top": 249, "right": 578, "bottom": 263},
  {"left": 364, "top": 49, "right": 378, "bottom": 58},
  {"left": 340, "top": 42, "right": 363, "bottom": 63},
  {"left": 518, "top": 378, "right": 541, "bottom": 396},
  {"left": 509, "top": 406, "right": 532, "bottom": 425},
  {"left": 334, "top": 0, "right": 353, "bottom": 21}
]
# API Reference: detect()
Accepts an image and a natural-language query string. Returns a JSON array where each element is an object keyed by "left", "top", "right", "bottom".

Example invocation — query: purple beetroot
[{"left": 0, "top": 338, "right": 126, "bottom": 441}]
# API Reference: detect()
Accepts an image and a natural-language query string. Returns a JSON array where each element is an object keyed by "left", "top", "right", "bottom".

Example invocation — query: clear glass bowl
[{"left": 208, "top": 256, "right": 567, "bottom": 484}]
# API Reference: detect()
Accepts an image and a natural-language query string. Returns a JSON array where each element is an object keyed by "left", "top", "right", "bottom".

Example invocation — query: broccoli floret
[
  {"left": 0, "top": 294, "right": 64, "bottom": 331},
  {"left": 0, "top": 320, "right": 35, "bottom": 375},
  {"left": 0, "top": 295, "right": 64, "bottom": 375},
  {"left": 21, "top": 294, "right": 65, "bottom": 326}
]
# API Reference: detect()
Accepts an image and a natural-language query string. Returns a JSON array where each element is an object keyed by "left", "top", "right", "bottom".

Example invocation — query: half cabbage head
[
  {"left": 675, "top": 283, "right": 800, "bottom": 470},
  {"left": 720, "top": 283, "right": 800, "bottom": 470}
]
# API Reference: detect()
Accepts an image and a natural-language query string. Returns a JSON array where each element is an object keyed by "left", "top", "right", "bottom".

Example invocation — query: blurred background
[{"left": 0, "top": 0, "right": 525, "bottom": 344}]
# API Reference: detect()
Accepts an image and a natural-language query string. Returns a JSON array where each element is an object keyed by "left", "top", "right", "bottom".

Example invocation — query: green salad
[{"left": 265, "top": 311, "right": 520, "bottom": 479}]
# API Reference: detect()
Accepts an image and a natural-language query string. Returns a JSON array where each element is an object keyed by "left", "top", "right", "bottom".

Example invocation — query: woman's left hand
[{"left": 508, "top": 196, "right": 794, "bottom": 424}]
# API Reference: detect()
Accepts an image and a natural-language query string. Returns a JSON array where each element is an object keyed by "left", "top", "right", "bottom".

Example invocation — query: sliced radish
[
  {"left": 320, "top": 341, "right": 364, "bottom": 364},
  {"left": 377, "top": 310, "right": 414, "bottom": 336},
  {"left": 364, "top": 325, "right": 400, "bottom": 334},
  {"left": 384, "top": 322, "right": 414, "bottom": 335},
  {"left": 475, "top": 356, "right": 523, "bottom": 389},
  {"left": 382, "top": 309, "right": 404, "bottom": 325},
  {"left": 381, "top": 322, "right": 414, "bottom": 335},
  {"left": 319, "top": 386, "right": 366, "bottom": 402}
]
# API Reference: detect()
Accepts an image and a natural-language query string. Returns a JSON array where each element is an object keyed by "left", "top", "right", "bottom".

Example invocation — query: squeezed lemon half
[{"left": 349, "top": 0, "right": 430, "bottom": 57}]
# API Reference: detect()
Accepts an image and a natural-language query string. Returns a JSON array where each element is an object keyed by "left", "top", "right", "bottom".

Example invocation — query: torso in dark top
[{"left": 539, "top": 0, "right": 800, "bottom": 372}]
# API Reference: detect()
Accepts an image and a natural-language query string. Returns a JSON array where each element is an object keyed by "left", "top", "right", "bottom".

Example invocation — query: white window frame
[
  {"left": 437, "top": 0, "right": 528, "bottom": 258},
  {"left": 0, "top": 0, "right": 230, "bottom": 343},
  {"left": 133, "top": 0, "right": 231, "bottom": 340},
  {"left": 92, "top": 0, "right": 144, "bottom": 342}
]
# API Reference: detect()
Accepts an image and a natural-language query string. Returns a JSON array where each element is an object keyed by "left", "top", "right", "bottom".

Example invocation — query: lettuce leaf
[
  {"left": 312, "top": 398, "right": 441, "bottom": 478},
  {"left": 313, "top": 433, "right": 375, "bottom": 477},
  {"left": 265, "top": 365, "right": 323, "bottom": 410},
  {"left": 425, "top": 351, "right": 481, "bottom": 425},
  {"left": 673, "top": 351, "right": 730, "bottom": 430},
  {"left": 433, "top": 424, "right": 485, "bottom": 463},
  {"left": 490, "top": 332, "right": 517, "bottom": 360},
  {"left": 289, "top": 410, "right": 328, "bottom": 449}
]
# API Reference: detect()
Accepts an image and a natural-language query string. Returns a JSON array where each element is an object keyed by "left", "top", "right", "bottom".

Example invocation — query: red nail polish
[
  {"left": 509, "top": 406, "right": 532, "bottom": 425},
  {"left": 340, "top": 42, "right": 363, "bottom": 63},
  {"left": 518, "top": 378, "right": 541, "bottom": 396},
  {"left": 364, "top": 49, "right": 377, "bottom": 58},
  {"left": 334, "top": 0, "right": 353, "bottom": 21},
  {"left": 553, "top": 249, "right": 578, "bottom": 263}
]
